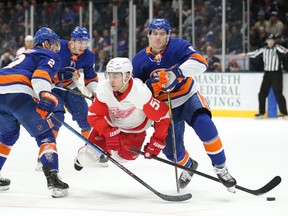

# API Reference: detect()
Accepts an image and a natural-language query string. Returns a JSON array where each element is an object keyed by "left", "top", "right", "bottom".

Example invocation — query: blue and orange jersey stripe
[
  {"left": 0, "top": 74, "right": 32, "bottom": 87},
  {"left": 84, "top": 76, "right": 98, "bottom": 86},
  {"left": 32, "top": 69, "right": 52, "bottom": 83},
  {"left": 0, "top": 142, "right": 12, "bottom": 158},
  {"left": 157, "top": 77, "right": 194, "bottom": 101},
  {"left": 189, "top": 53, "right": 208, "bottom": 68},
  {"left": 203, "top": 136, "right": 223, "bottom": 155},
  {"left": 39, "top": 142, "right": 57, "bottom": 158}
]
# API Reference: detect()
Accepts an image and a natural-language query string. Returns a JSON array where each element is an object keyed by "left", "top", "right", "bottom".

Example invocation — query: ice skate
[
  {"left": 74, "top": 154, "right": 108, "bottom": 171},
  {"left": 0, "top": 172, "right": 10, "bottom": 191},
  {"left": 278, "top": 114, "right": 288, "bottom": 119},
  {"left": 214, "top": 166, "right": 237, "bottom": 193},
  {"left": 35, "top": 157, "right": 42, "bottom": 171},
  {"left": 42, "top": 165, "right": 69, "bottom": 198},
  {"left": 74, "top": 144, "right": 106, "bottom": 170},
  {"left": 254, "top": 113, "right": 264, "bottom": 119},
  {"left": 179, "top": 159, "right": 198, "bottom": 189}
]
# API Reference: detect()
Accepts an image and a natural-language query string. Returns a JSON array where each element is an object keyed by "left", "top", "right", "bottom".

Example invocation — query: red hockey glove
[
  {"left": 146, "top": 70, "right": 168, "bottom": 96},
  {"left": 144, "top": 136, "right": 166, "bottom": 159},
  {"left": 103, "top": 127, "right": 121, "bottom": 151},
  {"left": 36, "top": 91, "right": 58, "bottom": 120}
]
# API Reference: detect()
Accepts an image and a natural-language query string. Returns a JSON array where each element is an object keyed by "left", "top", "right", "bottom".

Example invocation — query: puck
[{"left": 266, "top": 197, "right": 276, "bottom": 201}]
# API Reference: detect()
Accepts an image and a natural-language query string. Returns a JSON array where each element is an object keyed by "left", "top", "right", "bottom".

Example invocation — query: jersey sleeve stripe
[
  {"left": 157, "top": 77, "right": 193, "bottom": 101},
  {"left": 32, "top": 69, "right": 52, "bottom": 83},
  {"left": 189, "top": 53, "right": 208, "bottom": 67},
  {"left": 0, "top": 74, "right": 32, "bottom": 87},
  {"left": 84, "top": 76, "right": 99, "bottom": 85}
]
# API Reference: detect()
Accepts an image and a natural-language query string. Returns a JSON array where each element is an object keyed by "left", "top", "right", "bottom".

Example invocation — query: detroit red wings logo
[{"left": 110, "top": 106, "right": 136, "bottom": 118}]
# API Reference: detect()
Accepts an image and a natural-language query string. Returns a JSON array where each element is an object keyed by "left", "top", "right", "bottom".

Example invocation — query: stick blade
[
  {"left": 236, "top": 176, "right": 282, "bottom": 196},
  {"left": 157, "top": 192, "right": 192, "bottom": 202},
  {"left": 254, "top": 176, "right": 281, "bottom": 195}
]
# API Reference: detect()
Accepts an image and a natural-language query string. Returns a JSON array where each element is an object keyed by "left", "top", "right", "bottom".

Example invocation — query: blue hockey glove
[
  {"left": 57, "top": 67, "right": 80, "bottom": 82},
  {"left": 162, "top": 64, "right": 185, "bottom": 92},
  {"left": 36, "top": 91, "right": 58, "bottom": 120},
  {"left": 171, "top": 64, "right": 184, "bottom": 79}
]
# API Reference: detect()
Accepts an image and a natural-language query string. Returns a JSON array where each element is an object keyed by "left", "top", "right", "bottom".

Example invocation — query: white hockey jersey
[{"left": 88, "top": 78, "right": 169, "bottom": 134}]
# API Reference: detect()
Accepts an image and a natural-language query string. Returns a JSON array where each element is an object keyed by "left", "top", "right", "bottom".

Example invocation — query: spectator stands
[{"left": 0, "top": 0, "right": 287, "bottom": 71}]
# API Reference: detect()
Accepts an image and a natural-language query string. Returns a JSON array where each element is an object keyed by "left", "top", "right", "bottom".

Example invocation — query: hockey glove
[
  {"left": 146, "top": 70, "right": 168, "bottom": 96},
  {"left": 36, "top": 91, "right": 58, "bottom": 120},
  {"left": 57, "top": 67, "right": 80, "bottom": 82},
  {"left": 144, "top": 136, "right": 166, "bottom": 159},
  {"left": 171, "top": 64, "right": 185, "bottom": 80},
  {"left": 103, "top": 127, "right": 122, "bottom": 151},
  {"left": 162, "top": 64, "right": 185, "bottom": 92}
]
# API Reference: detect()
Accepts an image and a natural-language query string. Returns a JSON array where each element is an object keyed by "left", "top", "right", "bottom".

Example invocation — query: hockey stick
[
  {"left": 167, "top": 90, "right": 180, "bottom": 193},
  {"left": 130, "top": 148, "right": 282, "bottom": 196},
  {"left": 48, "top": 113, "right": 192, "bottom": 202},
  {"left": 54, "top": 85, "right": 93, "bottom": 101}
]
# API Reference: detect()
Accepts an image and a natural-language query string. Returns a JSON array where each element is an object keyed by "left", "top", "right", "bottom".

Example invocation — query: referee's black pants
[{"left": 258, "top": 70, "right": 287, "bottom": 115}]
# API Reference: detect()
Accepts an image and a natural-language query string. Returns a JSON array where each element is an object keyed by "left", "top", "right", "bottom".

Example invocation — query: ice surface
[{"left": 0, "top": 115, "right": 287, "bottom": 216}]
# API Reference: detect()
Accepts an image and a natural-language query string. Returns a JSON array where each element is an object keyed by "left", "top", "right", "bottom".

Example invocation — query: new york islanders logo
[
  {"left": 110, "top": 106, "right": 136, "bottom": 118},
  {"left": 148, "top": 53, "right": 162, "bottom": 65}
]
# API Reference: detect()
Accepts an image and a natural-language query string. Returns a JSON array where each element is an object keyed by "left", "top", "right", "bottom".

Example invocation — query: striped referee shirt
[{"left": 247, "top": 44, "right": 287, "bottom": 71}]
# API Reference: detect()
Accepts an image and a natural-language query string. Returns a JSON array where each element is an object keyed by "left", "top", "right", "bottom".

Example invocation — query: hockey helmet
[
  {"left": 148, "top": 18, "right": 171, "bottom": 35},
  {"left": 71, "top": 26, "right": 90, "bottom": 41},
  {"left": 34, "top": 27, "right": 60, "bottom": 46},
  {"left": 105, "top": 57, "right": 133, "bottom": 82}
]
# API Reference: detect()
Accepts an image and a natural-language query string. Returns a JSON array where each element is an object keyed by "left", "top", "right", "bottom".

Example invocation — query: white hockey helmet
[
  {"left": 106, "top": 57, "right": 132, "bottom": 81},
  {"left": 106, "top": 57, "right": 133, "bottom": 74}
]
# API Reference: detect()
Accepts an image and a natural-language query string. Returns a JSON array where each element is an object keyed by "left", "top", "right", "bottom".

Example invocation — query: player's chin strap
[
  {"left": 42, "top": 42, "right": 51, "bottom": 50},
  {"left": 118, "top": 75, "right": 131, "bottom": 92}
]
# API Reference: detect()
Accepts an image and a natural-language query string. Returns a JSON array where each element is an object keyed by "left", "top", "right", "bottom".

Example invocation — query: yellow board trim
[{"left": 211, "top": 110, "right": 263, "bottom": 118}]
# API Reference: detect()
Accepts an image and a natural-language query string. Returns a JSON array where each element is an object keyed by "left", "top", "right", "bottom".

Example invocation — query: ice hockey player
[
  {"left": 0, "top": 27, "right": 69, "bottom": 198},
  {"left": 132, "top": 18, "right": 237, "bottom": 192},
  {"left": 35, "top": 26, "right": 103, "bottom": 171},
  {"left": 74, "top": 57, "right": 170, "bottom": 169}
]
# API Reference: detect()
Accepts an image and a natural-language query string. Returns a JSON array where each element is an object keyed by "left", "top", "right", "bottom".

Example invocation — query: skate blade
[
  {"left": 98, "top": 161, "right": 109, "bottom": 167},
  {"left": 227, "top": 186, "right": 236, "bottom": 193},
  {"left": 35, "top": 162, "right": 43, "bottom": 171},
  {"left": 0, "top": 186, "right": 10, "bottom": 191},
  {"left": 51, "top": 188, "right": 68, "bottom": 198},
  {"left": 35, "top": 166, "right": 42, "bottom": 171}
]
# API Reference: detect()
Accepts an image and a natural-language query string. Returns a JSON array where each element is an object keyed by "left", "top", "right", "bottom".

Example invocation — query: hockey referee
[{"left": 247, "top": 34, "right": 288, "bottom": 118}]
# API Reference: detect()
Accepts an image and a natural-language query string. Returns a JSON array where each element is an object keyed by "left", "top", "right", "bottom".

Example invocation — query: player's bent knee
[{"left": 1, "top": 127, "right": 20, "bottom": 146}]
